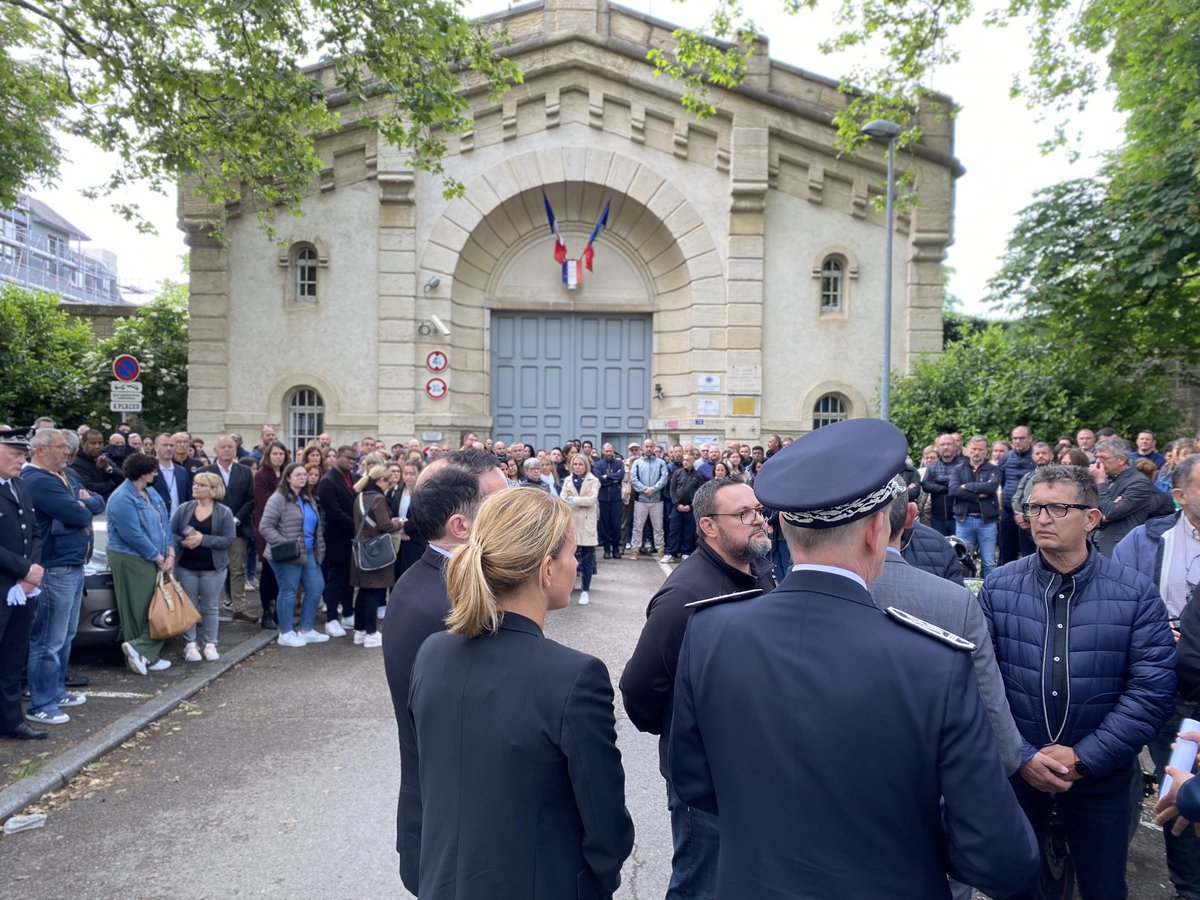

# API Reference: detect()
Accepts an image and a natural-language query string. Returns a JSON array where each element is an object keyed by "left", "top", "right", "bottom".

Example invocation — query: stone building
[{"left": 181, "top": 0, "right": 959, "bottom": 454}]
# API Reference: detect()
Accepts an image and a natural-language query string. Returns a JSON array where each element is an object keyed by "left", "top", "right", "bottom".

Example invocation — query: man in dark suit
[
  {"left": 316, "top": 445, "right": 357, "bottom": 635},
  {"left": 200, "top": 435, "right": 257, "bottom": 622},
  {"left": 0, "top": 428, "right": 47, "bottom": 740},
  {"left": 670, "top": 419, "right": 1038, "bottom": 899},
  {"left": 149, "top": 432, "right": 190, "bottom": 519},
  {"left": 381, "top": 449, "right": 508, "bottom": 895},
  {"left": 622, "top": 476, "right": 775, "bottom": 899}
]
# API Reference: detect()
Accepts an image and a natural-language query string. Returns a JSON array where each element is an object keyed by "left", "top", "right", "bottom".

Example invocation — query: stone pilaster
[
  {"left": 180, "top": 183, "right": 229, "bottom": 438},
  {"left": 376, "top": 141, "right": 418, "bottom": 440}
]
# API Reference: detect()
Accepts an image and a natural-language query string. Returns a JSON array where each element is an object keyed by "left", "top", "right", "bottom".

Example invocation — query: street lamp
[{"left": 861, "top": 119, "right": 901, "bottom": 422}]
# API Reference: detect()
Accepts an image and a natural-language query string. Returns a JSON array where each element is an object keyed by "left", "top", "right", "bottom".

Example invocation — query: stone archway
[{"left": 414, "top": 146, "right": 723, "bottom": 430}]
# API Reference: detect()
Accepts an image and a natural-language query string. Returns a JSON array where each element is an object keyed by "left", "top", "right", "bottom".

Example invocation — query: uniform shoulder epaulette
[
  {"left": 685, "top": 588, "right": 763, "bottom": 610},
  {"left": 885, "top": 606, "right": 975, "bottom": 651}
]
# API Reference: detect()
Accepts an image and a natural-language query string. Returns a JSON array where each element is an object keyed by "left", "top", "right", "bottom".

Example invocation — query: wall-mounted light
[{"left": 424, "top": 276, "right": 440, "bottom": 294}]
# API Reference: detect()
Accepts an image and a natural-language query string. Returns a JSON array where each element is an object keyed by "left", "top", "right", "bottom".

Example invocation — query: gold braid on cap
[{"left": 780, "top": 476, "right": 906, "bottom": 527}]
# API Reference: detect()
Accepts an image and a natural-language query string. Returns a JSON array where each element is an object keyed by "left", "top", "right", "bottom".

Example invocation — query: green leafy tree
[
  {"left": 82, "top": 283, "right": 190, "bottom": 434},
  {"left": 1, "top": 0, "right": 521, "bottom": 226},
  {"left": 888, "top": 323, "right": 1182, "bottom": 449},
  {"left": 0, "top": 284, "right": 94, "bottom": 426}
]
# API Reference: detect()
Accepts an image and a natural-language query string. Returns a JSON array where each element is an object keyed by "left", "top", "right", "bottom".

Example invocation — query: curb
[{"left": 0, "top": 629, "right": 277, "bottom": 822}]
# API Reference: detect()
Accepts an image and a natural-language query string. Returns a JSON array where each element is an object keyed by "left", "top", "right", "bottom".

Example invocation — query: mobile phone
[{"left": 182, "top": 526, "right": 194, "bottom": 536}]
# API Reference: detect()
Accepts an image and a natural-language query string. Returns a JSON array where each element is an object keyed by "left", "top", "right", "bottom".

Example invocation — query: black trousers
[
  {"left": 321, "top": 554, "right": 353, "bottom": 619},
  {"left": 0, "top": 597, "right": 34, "bottom": 734},
  {"left": 998, "top": 511, "right": 1023, "bottom": 565}
]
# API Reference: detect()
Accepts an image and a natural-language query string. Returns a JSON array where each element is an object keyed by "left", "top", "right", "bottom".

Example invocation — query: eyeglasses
[
  {"left": 708, "top": 506, "right": 768, "bottom": 525},
  {"left": 1022, "top": 502, "right": 1093, "bottom": 518}
]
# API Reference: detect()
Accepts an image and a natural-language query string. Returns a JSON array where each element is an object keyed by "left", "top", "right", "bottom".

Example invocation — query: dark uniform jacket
[
  {"left": 670, "top": 568, "right": 1039, "bottom": 899},
  {"left": 410, "top": 613, "right": 634, "bottom": 900},
  {"left": 382, "top": 545, "right": 452, "bottom": 894},
  {"left": 0, "top": 476, "right": 43, "bottom": 735},
  {"left": 621, "top": 541, "right": 775, "bottom": 777}
]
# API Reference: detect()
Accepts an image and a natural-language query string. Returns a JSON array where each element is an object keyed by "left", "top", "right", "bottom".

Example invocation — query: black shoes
[
  {"left": 65, "top": 671, "right": 90, "bottom": 688},
  {"left": 6, "top": 723, "right": 49, "bottom": 740},
  {"left": 261, "top": 610, "right": 278, "bottom": 630}
]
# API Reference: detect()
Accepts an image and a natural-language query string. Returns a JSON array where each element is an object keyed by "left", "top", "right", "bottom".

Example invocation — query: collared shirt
[
  {"left": 790, "top": 563, "right": 867, "bottom": 591},
  {"left": 1167, "top": 516, "right": 1200, "bottom": 619},
  {"left": 0, "top": 477, "right": 19, "bottom": 504},
  {"left": 429, "top": 543, "right": 454, "bottom": 558},
  {"left": 158, "top": 462, "right": 178, "bottom": 513},
  {"left": 216, "top": 461, "right": 234, "bottom": 488}
]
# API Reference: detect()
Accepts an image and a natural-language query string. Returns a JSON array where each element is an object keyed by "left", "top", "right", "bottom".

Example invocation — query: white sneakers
[
  {"left": 300, "top": 629, "right": 329, "bottom": 643},
  {"left": 203, "top": 643, "right": 219, "bottom": 662},
  {"left": 341, "top": 614, "right": 355, "bottom": 629},
  {"left": 148, "top": 658, "right": 171, "bottom": 671},
  {"left": 354, "top": 630, "right": 366, "bottom": 645},
  {"left": 122, "top": 641, "right": 147, "bottom": 676},
  {"left": 362, "top": 632, "right": 382, "bottom": 648},
  {"left": 184, "top": 642, "right": 202, "bottom": 663},
  {"left": 277, "top": 631, "right": 306, "bottom": 648},
  {"left": 325, "top": 620, "right": 347, "bottom": 638},
  {"left": 579, "top": 591, "right": 590, "bottom": 606}
]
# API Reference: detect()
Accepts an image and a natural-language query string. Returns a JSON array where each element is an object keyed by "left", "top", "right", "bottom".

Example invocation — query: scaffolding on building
[{"left": 0, "top": 201, "right": 123, "bottom": 304}]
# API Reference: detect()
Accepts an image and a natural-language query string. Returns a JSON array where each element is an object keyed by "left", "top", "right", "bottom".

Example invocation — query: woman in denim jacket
[{"left": 106, "top": 452, "right": 174, "bottom": 676}]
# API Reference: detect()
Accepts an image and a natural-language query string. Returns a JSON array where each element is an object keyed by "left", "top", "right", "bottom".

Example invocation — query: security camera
[{"left": 430, "top": 315, "right": 451, "bottom": 336}]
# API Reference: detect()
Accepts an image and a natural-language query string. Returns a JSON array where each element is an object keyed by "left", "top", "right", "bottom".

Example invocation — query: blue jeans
[
  {"left": 955, "top": 517, "right": 998, "bottom": 577},
  {"left": 666, "top": 780, "right": 719, "bottom": 900},
  {"left": 271, "top": 554, "right": 324, "bottom": 634},
  {"left": 930, "top": 515, "right": 956, "bottom": 537},
  {"left": 27, "top": 565, "right": 85, "bottom": 714}
]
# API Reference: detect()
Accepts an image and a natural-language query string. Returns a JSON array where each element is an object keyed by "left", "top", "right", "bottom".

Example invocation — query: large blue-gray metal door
[{"left": 491, "top": 313, "right": 651, "bottom": 449}]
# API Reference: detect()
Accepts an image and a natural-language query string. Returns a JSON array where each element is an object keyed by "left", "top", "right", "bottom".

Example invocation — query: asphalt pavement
[{"left": 0, "top": 555, "right": 1185, "bottom": 898}]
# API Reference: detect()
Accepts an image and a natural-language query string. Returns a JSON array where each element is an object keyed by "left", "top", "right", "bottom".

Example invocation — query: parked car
[{"left": 73, "top": 520, "right": 121, "bottom": 647}]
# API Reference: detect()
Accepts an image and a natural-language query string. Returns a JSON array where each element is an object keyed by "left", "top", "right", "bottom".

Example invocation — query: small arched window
[
  {"left": 294, "top": 245, "right": 318, "bottom": 302},
  {"left": 813, "top": 394, "right": 848, "bottom": 429},
  {"left": 820, "top": 257, "right": 844, "bottom": 312},
  {"left": 287, "top": 388, "right": 324, "bottom": 456}
]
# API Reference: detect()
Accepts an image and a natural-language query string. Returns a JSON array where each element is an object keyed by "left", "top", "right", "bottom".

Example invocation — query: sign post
[{"left": 111, "top": 356, "right": 142, "bottom": 423}]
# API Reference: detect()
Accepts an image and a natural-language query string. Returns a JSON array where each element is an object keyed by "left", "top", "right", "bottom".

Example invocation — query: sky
[{"left": 34, "top": 0, "right": 1125, "bottom": 314}]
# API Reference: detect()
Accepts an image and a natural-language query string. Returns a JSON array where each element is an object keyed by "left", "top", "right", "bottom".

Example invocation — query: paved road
[{"left": 0, "top": 555, "right": 1183, "bottom": 898}]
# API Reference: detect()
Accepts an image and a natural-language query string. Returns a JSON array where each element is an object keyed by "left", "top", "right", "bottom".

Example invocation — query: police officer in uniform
[
  {"left": 669, "top": 418, "right": 1039, "bottom": 899},
  {"left": 0, "top": 427, "right": 47, "bottom": 740}
]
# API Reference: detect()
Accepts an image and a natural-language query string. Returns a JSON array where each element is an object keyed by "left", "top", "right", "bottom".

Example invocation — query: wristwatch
[{"left": 1074, "top": 756, "right": 1090, "bottom": 778}]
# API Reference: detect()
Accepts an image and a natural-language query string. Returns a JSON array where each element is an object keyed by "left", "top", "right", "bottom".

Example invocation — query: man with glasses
[
  {"left": 1116, "top": 452, "right": 1200, "bottom": 899},
  {"left": 998, "top": 426, "right": 1036, "bottom": 564},
  {"left": 621, "top": 478, "right": 775, "bottom": 899},
  {"left": 980, "top": 464, "right": 1175, "bottom": 898}
]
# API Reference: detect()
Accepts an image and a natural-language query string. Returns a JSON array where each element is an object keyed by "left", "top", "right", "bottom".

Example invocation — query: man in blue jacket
[
  {"left": 23, "top": 429, "right": 101, "bottom": 727},
  {"left": 980, "top": 463, "right": 1176, "bottom": 899},
  {"left": 592, "top": 443, "right": 625, "bottom": 559}
]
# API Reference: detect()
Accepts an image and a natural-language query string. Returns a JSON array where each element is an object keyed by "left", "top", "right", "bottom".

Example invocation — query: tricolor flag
[
  {"left": 584, "top": 201, "right": 610, "bottom": 271},
  {"left": 543, "top": 191, "right": 567, "bottom": 265},
  {"left": 562, "top": 259, "right": 583, "bottom": 290}
]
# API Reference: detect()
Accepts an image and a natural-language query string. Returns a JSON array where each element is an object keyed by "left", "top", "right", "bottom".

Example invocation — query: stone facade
[{"left": 180, "top": 0, "right": 959, "bottom": 450}]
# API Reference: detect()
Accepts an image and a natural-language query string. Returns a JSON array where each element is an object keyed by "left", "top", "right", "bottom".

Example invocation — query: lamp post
[{"left": 861, "top": 119, "right": 901, "bottom": 422}]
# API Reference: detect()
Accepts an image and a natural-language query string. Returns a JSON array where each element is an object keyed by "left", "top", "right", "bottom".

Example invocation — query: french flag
[
  {"left": 583, "top": 201, "right": 610, "bottom": 271},
  {"left": 543, "top": 191, "right": 567, "bottom": 265},
  {"left": 562, "top": 259, "right": 583, "bottom": 290}
]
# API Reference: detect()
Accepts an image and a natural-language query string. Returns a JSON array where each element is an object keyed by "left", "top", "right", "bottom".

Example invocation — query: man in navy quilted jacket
[{"left": 979, "top": 463, "right": 1176, "bottom": 899}]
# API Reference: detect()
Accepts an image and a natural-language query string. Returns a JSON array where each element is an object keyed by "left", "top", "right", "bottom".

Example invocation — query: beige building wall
[{"left": 181, "top": 0, "right": 959, "bottom": 449}]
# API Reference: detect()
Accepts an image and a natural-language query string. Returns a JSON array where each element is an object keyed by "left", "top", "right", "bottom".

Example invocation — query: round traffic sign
[
  {"left": 113, "top": 355, "right": 141, "bottom": 382},
  {"left": 426, "top": 350, "right": 448, "bottom": 372},
  {"left": 425, "top": 378, "right": 448, "bottom": 400}
]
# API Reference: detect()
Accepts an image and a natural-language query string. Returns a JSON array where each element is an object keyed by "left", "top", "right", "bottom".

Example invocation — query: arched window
[
  {"left": 293, "top": 245, "right": 318, "bottom": 302},
  {"left": 812, "top": 394, "right": 848, "bottom": 429},
  {"left": 820, "top": 257, "right": 844, "bottom": 312},
  {"left": 287, "top": 388, "right": 324, "bottom": 456}
]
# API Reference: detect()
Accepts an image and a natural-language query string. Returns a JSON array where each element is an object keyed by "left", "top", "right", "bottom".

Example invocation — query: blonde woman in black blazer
[{"left": 408, "top": 488, "right": 633, "bottom": 900}]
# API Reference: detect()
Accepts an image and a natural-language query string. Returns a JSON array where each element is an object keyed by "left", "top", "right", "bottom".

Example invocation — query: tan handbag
[{"left": 148, "top": 571, "right": 202, "bottom": 640}]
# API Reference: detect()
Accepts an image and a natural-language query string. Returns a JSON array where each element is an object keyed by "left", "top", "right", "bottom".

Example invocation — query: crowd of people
[{"left": 5, "top": 411, "right": 1200, "bottom": 900}]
